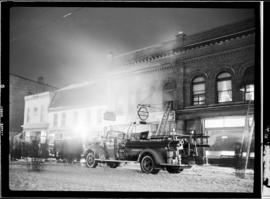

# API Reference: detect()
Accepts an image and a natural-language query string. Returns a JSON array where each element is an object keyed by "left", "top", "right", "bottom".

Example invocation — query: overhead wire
[{"left": 10, "top": 7, "right": 84, "bottom": 43}]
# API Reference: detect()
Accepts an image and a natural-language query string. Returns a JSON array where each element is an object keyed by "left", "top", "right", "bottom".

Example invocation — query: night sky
[{"left": 9, "top": 7, "right": 254, "bottom": 88}]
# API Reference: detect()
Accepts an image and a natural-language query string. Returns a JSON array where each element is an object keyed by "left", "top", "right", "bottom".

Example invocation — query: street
[{"left": 9, "top": 161, "right": 254, "bottom": 192}]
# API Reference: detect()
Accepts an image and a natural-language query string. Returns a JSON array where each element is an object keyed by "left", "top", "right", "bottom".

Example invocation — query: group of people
[{"left": 10, "top": 133, "right": 49, "bottom": 160}]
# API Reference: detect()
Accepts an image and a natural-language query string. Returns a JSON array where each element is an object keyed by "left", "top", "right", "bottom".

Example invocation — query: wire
[{"left": 10, "top": 8, "right": 84, "bottom": 43}]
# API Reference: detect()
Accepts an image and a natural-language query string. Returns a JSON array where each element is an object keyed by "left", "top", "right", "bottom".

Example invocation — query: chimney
[
  {"left": 37, "top": 76, "right": 44, "bottom": 84},
  {"left": 176, "top": 31, "right": 186, "bottom": 38}
]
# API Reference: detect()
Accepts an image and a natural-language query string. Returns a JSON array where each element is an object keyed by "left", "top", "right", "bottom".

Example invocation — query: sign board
[
  {"left": 104, "top": 111, "right": 116, "bottom": 121},
  {"left": 137, "top": 106, "right": 149, "bottom": 121}
]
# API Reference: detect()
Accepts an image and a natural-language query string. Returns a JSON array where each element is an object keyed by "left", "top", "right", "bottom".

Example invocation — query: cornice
[
  {"left": 115, "top": 29, "right": 255, "bottom": 68},
  {"left": 183, "top": 44, "right": 255, "bottom": 65},
  {"left": 112, "top": 43, "right": 254, "bottom": 77}
]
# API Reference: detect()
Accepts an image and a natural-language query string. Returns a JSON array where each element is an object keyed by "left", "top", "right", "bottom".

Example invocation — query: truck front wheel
[
  {"left": 86, "top": 152, "right": 98, "bottom": 168},
  {"left": 140, "top": 155, "right": 160, "bottom": 174}
]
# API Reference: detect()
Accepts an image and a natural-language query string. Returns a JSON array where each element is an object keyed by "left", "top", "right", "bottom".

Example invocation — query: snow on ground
[
  {"left": 9, "top": 162, "right": 253, "bottom": 192},
  {"left": 263, "top": 186, "right": 270, "bottom": 198}
]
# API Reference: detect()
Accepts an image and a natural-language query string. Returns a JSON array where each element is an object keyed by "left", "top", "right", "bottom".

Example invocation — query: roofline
[
  {"left": 25, "top": 91, "right": 52, "bottom": 100},
  {"left": 10, "top": 73, "right": 58, "bottom": 89},
  {"left": 181, "top": 28, "right": 255, "bottom": 49},
  {"left": 48, "top": 104, "right": 107, "bottom": 112},
  {"left": 114, "top": 18, "right": 255, "bottom": 59},
  {"left": 56, "top": 81, "right": 95, "bottom": 92}
]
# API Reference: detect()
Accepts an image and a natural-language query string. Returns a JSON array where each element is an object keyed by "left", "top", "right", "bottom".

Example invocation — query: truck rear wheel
[
  {"left": 166, "top": 166, "right": 183, "bottom": 174},
  {"left": 86, "top": 152, "right": 98, "bottom": 168},
  {"left": 140, "top": 155, "right": 160, "bottom": 174}
]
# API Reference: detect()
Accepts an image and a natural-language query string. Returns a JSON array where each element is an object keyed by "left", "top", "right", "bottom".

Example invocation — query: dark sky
[{"left": 10, "top": 7, "right": 254, "bottom": 88}]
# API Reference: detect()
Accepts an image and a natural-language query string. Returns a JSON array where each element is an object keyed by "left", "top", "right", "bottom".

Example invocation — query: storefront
[{"left": 204, "top": 116, "right": 246, "bottom": 157}]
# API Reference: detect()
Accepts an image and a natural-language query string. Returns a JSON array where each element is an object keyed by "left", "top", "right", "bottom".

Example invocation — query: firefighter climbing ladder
[
  {"left": 156, "top": 102, "right": 171, "bottom": 136},
  {"left": 238, "top": 100, "right": 254, "bottom": 178}
]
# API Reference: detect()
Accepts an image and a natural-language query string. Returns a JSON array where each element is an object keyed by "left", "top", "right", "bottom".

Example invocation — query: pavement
[{"left": 9, "top": 161, "right": 254, "bottom": 192}]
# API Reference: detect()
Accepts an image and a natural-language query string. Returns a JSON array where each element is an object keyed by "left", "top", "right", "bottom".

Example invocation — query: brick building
[
  {"left": 10, "top": 73, "right": 57, "bottom": 137},
  {"left": 108, "top": 18, "right": 256, "bottom": 160}
]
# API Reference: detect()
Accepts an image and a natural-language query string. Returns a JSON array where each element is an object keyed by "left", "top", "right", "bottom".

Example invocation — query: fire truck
[{"left": 83, "top": 103, "right": 209, "bottom": 174}]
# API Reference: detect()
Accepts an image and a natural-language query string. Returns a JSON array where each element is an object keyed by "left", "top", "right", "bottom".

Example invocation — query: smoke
[{"left": 94, "top": 64, "right": 177, "bottom": 122}]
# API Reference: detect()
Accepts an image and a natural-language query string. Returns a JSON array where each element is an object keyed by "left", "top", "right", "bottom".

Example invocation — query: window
[
  {"left": 53, "top": 113, "right": 58, "bottom": 127},
  {"left": 26, "top": 108, "right": 30, "bottom": 123},
  {"left": 217, "top": 72, "right": 232, "bottom": 103},
  {"left": 163, "top": 81, "right": 176, "bottom": 109},
  {"left": 243, "top": 84, "right": 254, "bottom": 101},
  {"left": 86, "top": 110, "right": 91, "bottom": 123},
  {"left": 241, "top": 67, "right": 254, "bottom": 101},
  {"left": 192, "top": 77, "right": 206, "bottom": 105},
  {"left": 73, "top": 111, "right": 78, "bottom": 124},
  {"left": 40, "top": 106, "right": 44, "bottom": 122},
  {"left": 96, "top": 109, "right": 103, "bottom": 124},
  {"left": 61, "top": 112, "right": 66, "bottom": 127},
  {"left": 33, "top": 107, "right": 38, "bottom": 116},
  {"left": 48, "top": 134, "right": 55, "bottom": 145},
  {"left": 116, "top": 104, "right": 124, "bottom": 115}
]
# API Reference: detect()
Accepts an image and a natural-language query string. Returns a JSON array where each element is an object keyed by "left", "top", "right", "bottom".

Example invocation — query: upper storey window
[
  {"left": 163, "top": 81, "right": 176, "bottom": 109},
  {"left": 217, "top": 72, "right": 232, "bottom": 103},
  {"left": 53, "top": 113, "right": 58, "bottom": 127},
  {"left": 61, "top": 112, "right": 66, "bottom": 127},
  {"left": 241, "top": 67, "right": 254, "bottom": 101},
  {"left": 192, "top": 76, "right": 206, "bottom": 105}
]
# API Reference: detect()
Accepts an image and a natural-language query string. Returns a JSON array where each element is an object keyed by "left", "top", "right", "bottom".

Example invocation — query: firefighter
[{"left": 234, "top": 143, "right": 244, "bottom": 177}]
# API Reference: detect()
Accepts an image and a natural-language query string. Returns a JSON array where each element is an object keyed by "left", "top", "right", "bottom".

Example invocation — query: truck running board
[
  {"left": 95, "top": 159, "right": 136, "bottom": 164},
  {"left": 159, "top": 163, "right": 192, "bottom": 168}
]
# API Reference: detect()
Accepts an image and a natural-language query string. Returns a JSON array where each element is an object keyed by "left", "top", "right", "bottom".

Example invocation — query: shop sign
[{"left": 137, "top": 106, "right": 149, "bottom": 121}]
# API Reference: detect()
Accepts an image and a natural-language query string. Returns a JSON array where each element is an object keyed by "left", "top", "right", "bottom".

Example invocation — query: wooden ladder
[
  {"left": 239, "top": 100, "right": 254, "bottom": 177},
  {"left": 156, "top": 102, "right": 171, "bottom": 136}
]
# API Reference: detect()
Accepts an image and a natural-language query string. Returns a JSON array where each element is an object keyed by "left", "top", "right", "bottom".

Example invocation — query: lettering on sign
[{"left": 137, "top": 106, "right": 149, "bottom": 121}]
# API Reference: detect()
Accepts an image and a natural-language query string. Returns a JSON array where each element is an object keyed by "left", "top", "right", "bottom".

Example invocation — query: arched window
[
  {"left": 192, "top": 76, "right": 206, "bottom": 105},
  {"left": 163, "top": 81, "right": 176, "bottom": 109},
  {"left": 217, "top": 72, "right": 232, "bottom": 103},
  {"left": 241, "top": 67, "right": 254, "bottom": 101}
]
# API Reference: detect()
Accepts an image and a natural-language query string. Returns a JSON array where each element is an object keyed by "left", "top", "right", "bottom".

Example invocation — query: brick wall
[{"left": 182, "top": 42, "right": 255, "bottom": 108}]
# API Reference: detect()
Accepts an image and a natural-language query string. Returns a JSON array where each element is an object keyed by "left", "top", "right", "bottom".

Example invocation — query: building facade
[
  {"left": 21, "top": 91, "right": 53, "bottom": 144},
  {"left": 10, "top": 74, "right": 56, "bottom": 137},
  {"left": 108, "top": 18, "right": 256, "bottom": 159},
  {"left": 47, "top": 82, "right": 109, "bottom": 146}
]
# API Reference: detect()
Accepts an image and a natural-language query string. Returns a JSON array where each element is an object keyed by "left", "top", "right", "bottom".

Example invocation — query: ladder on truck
[
  {"left": 156, "top": 102, "right": 172, "bottom": 136},
  {"left": 238, "top": 100, "right": 254, "bottom": 178}
]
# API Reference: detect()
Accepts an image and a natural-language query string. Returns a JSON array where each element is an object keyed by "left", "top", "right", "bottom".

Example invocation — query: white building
[
  {"left": 22, "top": 91, "right": 53, "bottom": 143},
  {"left": 47, "top": 82, "right": 109, "bottom": 145}
]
